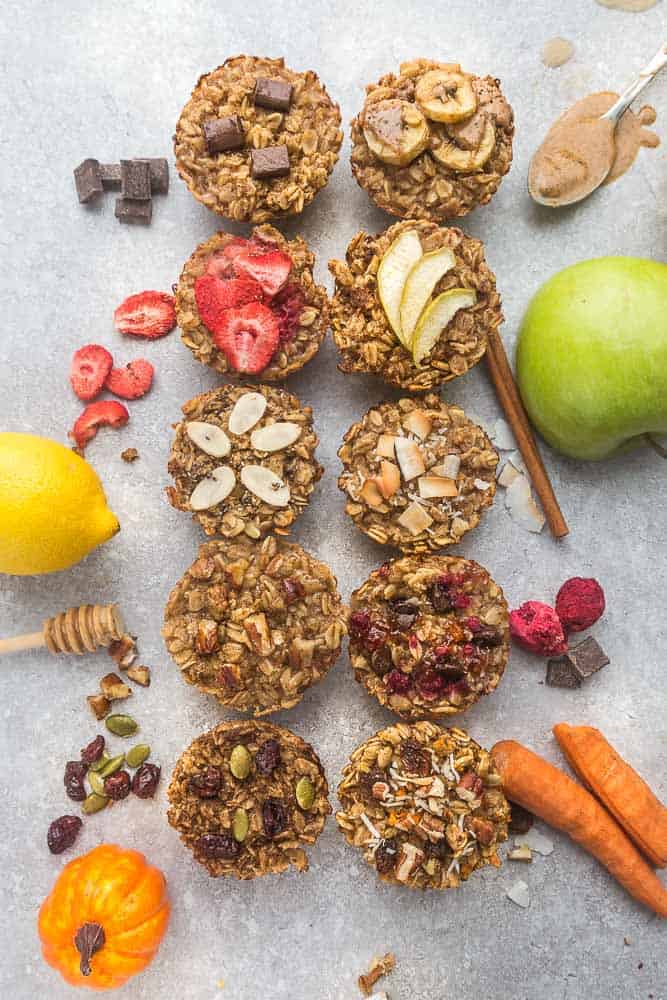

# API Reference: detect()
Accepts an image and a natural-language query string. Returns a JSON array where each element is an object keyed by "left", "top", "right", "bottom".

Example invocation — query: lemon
[{"left": 0, "top": 433, "right": 119, "bottom": 575}]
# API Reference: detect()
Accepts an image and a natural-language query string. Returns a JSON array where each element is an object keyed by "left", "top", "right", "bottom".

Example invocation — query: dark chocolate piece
[
  {"left": 120, "top": 159, "right": 151, "bottom": 201},
  {"left": 567, "top": 636, "right": 610, "bottom": 679},
  {"left": 250, "top": 145, "right": 290, "bottom": 180},
  {"left": 254, "top": 77, "right": 293, "bottom": 112},
  {"left": 99, "top": 163, "right": 122, "bottom": 188},
  {"left": 546, "top": 656, "right": 581, "bottom": 689},
  {"left": 136, "top": 158, "right": 169, "bottom": 194},
  {"left": 115, "top": 198, "right": 152, "bottom": 225},
  {"left": 74, "top": 159, "right": 103, "bottom": 203},
  {"left": 203, "top": 116, "right": 245, "bottom": 154},
  {"left": 509, "top": 803, "right": 534, "bottom": 836}
]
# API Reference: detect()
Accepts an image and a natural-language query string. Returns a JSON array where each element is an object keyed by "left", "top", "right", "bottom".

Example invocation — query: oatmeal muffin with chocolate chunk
[
  {"left": 338, "top": 396, "right": 498, "bottom": 552},
  {"left": 351, "top": 58, "right": 514, "bottom": 221},
  {"left": 162, "top": 536, "right": 347, "bottom": 716},
  {"left": 176, "top": 226, "right": 329, "bottom": 380},
  {"left": 168, "top": 720, "right": 331, "bottom": 878},
  {"left": 330, "top": 220, "right": 502, "bottom": 392},
  {"left": 349, "top": 555, "right": 509, "bottom": 720},
  {"left": 174, "top": 56, "right": 342, "bottom": 222},
  {"left": 167, "top": 384, "right": 322, "bottom": 540},
  {"left": 337, "top": 722, "right": 509, "bottom": 890}
]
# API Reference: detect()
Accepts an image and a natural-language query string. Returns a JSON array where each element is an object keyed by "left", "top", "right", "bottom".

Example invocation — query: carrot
[
  {"left": 491, "top": 739, "right": 667, "bottom": 918},
  {"left": 554, "top": 723, "right": 667, "bottom": 869}
]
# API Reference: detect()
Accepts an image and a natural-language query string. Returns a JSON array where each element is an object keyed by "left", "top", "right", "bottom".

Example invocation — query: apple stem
[{"left": 644, "top": 434, "right": 667, "bottom": 459}]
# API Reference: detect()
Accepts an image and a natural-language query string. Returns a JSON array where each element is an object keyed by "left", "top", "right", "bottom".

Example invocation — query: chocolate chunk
[
  {"left": 568, "top": 636, "right": 610, "bottom": 679},
  {"left": 136, "top": 158, "right": 169, "bottom": 194},
  {"left": 254, "top": 77, "right": 293, "bottom": 112},
  {"left": 509, "top": 803, "right": 534, "bottom": 835},
  {"left": 250, "top": 145, "right": 290, "bottom": 180},
  {"left": 73, "top": 159, "right": 103, "bottom": 203},
  {"left": 114, "top": 198, "right": 152, "bottom": 225},
  {"left": 203, "top": 116, "right": 245, "bottom": 154},
  {"left": 120, "top": 159, "right": 151, "bottom": 201},
  {"left": 99, "top": 163, "right": 122, "bottom": 189},
  {"left": 546, "top": 656, "right": 581, "bottom": 689}
]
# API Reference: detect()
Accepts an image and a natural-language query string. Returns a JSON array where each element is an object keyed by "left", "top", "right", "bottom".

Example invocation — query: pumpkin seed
[
  {"left": 126, "top": 743, "right": 150, "bottom": 768},
  {"left": 229, "top": 744, "right": 252, "bottom": 779},
  {"left": 98, "top": 753, "right": 125, "bottom": 778},
  {"left": 295, "top": 776, "right": 315, "bottom": 810},
  {"left": 232, "top": 808, "right": 249, "bottom": 842},
  {"left": 82, "top": 793, "right": 109, "bottom": 815},
  {"left": 88, "top": 752, "right": 110, "bottom": 773},
  {"left": 88, "top": 771, "right": 106, "bottom": 796},
  {"left": 105, "top": 714, "right": 138, "bottom": 737}
]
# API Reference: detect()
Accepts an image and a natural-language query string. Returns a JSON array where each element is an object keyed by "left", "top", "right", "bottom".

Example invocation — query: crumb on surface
[
  {"left": 358, "top": 952, "right": 396, "bottom": 996},
  {"left": 121, "top": 447, "right": 139, "bottom": 462}
]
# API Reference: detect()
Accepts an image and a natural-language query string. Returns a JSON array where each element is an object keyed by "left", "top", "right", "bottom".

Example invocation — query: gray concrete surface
[{"left": 0, "top": 2, "right": 665, "bottom": 998}]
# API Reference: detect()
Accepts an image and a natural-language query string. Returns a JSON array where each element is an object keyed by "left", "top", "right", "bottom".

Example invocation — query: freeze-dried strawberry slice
[
  {"left": 195, "top": 274, "right": 264, "bottom": 335},
  {"left": 105, "top": 359, "right": 154, "bottom": 399},
  {"left": 69, "top": 401, "right": 129, "bottom": 450},
  {"left": 114, "top": 291, "right": 176, "bottom": 339},
  {"left": 69, "top": 345, "right": 114, "bottom": 401},
  {"left": 212, "top": 302, "right": 279, "bottom": 374},
  {"left": 233, "top": 246, "right": 292, "bottom": 297},
  {"left": 272, "top": 282, "right": 305, "bottom": 343}
]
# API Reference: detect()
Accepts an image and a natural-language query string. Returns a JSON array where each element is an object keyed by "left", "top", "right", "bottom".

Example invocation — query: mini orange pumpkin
[{"left": 38, "top": 844, "right": 170, "bottom": 991}]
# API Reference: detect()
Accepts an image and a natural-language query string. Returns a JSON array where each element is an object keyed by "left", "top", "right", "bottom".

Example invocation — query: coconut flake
[
  {"left": 508, "top": 449, "right": 527, "bottom": 473},
  {"left": 517, "top": 828, "right": 554, "bottom": 856},
  {"left": 498, "top": 460, "right": 522, "bottom": 488},
  {"left": 506, "top": 879, "right": 531, "bottom": 908},
  {"left": 376, "top": 434, "right": 396, "bottom": 458},
  {"left": 437, "top": 454, "right": 461, "bottom": 479},
  {"left": 505, "top": 474, "right": 545, "bottom": 533},
  {"left": 403, "top": 409, "right": 432, "bottom": 440},
  {"left": 418, "top": 475, "right": 458, "bottom": 499},
  {"left": 473, "top": 477, "right": 492, "bottom": 491},
  {"left": 395, "top": 437, "right": 426, "bottom": 481},
  {"left": 360, "top": 812, "right": 382, "bottom": 841},
  {"left": 397, "top": 501, "right": 433, "bottom": 535},
  {"left": 491, "top": 418, "right": 516, "bottom": 450}
]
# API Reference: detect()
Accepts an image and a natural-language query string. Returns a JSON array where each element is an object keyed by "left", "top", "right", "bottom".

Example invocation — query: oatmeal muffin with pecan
[
  {"left": 176, "top": 226, "right": 329, "bottom": 380},
  {"left": 348, "top": 555, "right": 509, "bottom": 720},
  {"left": 338, "top": 395, "right": 499, "bottom": 552},
  {"left": 168, "top": 720, "right": 331, "bottom": 878},
  {"left": 337, "top": 722, "right": 510, "bottom": 890},
  {"left": 167, "top": 384, "right": 322, "bottom": 540},
  {"left": 330, "top": 220, "right": 502, "bottom": 392},
  {"left": 174, "top": 56, "right": 342, "bottom": 222},
  {"left": 162, "top": 536, "right": 347, "bottom": 716},
  {"left": 350, "top": 58, "right": 514, "bottom": 221}
]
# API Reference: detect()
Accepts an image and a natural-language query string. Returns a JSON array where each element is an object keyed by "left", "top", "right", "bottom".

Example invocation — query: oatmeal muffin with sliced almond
[
  {"left": 351, "top": 58, "right": 514, "bottom": 221},
  {"left": 336, "top": 722, "right": 510, "bottom": 890},
  {"left": 168, "top": 720, "right": 331, "bottom": 878},
  {"left": 338, "top": 395, "right": 498, "bottom": 552},
  {"left": 176, "top": 225, "right": 329, "bottom": 381},
  {"left": 348, "top": 555, "right": 509, "bottom": 720},
  {"left": 162, "top": 536, "right": 347, "bottom": 716},
  {"left": 167, "top": 384, "right": 322, "bottom": 540}
]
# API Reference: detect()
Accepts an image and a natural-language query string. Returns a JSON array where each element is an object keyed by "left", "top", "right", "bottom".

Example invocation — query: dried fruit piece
[
  {"left": 105, "top": 359, "right": 154, "bottom": 399},
  {"left": 250, "top": 421, "right": 302, "bottom": 453},
  {"left": 228, "top": 391, "right": 267, "bottom": 435},
  {"left": 70, "top": 401, "right": 129, "bottom": 450},
  {"left": 195, "top": 274, "right": 263, "bottom": 337},
  {"left": 262, "top": 797, "right": 288, "bottom": 837},
  {"left": 229, "top": 744, "right": 252, "bottom": 780},
  {"left": 196, "top": 833, "right": 240, "bottom": 859},
  {"left": 126, "top": 664, "right": 151, "bottom": 687},
  {"left": 412, "top": 288, "right": 477, "bottom": 364},
  {"left": 272, "top": 282, "right": 305, "bottom": 343},
  {"left": 185, "top": 421, "right": 231, "bottom": 458},
  {"left": 232, "top": 245, "right": 292, "bottom": 297},
  {"left": 555, "top": 577, "right": 605, "bottom": 633},
  {"left": 375, "top": 460, "right": 401, "bottom": 499},
  {"left": 363, "top": 99, "right": 429, "bottom": 167},
  {"left": 189, "top": 466, "right": 236, "bottom": 511},
  {"left": 415, "top": 68, "right": 477, "bottom": 123},
  {"left": 240, "top": 465, "right": 290, "bottom": 507},
  {"left": 70, "top": 345, "right": 114, "bottom": 401},
  {"left": 47, "top": 815, "right": 83, "bottom": 854},
  {"left": 132, "top": 763, "right": 161, "bottom": 798},
  {"left": 255, "top": 738, "right": 281, "bottom": 775},
  {"left": 104, "top": 770, "right": 131, "bottom": 800},
  {"left": 394, "top": 437, "right": 426, "bottom": 481},
  {"left": 100, "top": 672, "right": 132, "bottom": 701},
  {"left": 212, "top": 302, "right": 280, "bottom": 374},
  {"left": 295, "top": 776, "right": 315, "bottom": 810},
  {"left": 189, "top": 767, "right": 223, "bottom": 798},
  {"left": 510, "top": 601, "right": 567, "bottom": 657},
  {"left": 114, "top": 290, "right": 176, "bottom": 338},
  {"left": 376, "top": 229, "right": 423, "bottom": 345},
  {"left": 375, "top": 838, "right": 398, "bottom": 874},
  {"left": 80, "top": 735, "right": 105, "bottom": 765},
  {"left": 105, "top": 713, "right": 138, "bottom": 737},
  {"left": 64, "top": 761, "right": 88, "bottom": 802}
]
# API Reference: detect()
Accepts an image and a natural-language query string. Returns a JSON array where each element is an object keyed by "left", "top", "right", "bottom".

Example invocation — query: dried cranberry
[
  {"left": 189, "top": 766, "right": 223, "bottom": 798},
  {"left": 427, "top": 580, "right": 452, "bottom": 612},
  {"left": 450, "top": 593, "right": 472, "bottom": 609},
  {"left": 375, "top": 838, "right": 398, "bottom": 874},
  {"left": 47, "top": 815, "right": 83, "bottom": 855},
  {"left": 370, "top": 646, "right": 393, "bottom": 676},
  {"left": 400, "top": 741, "right": 431, "bottom": 776},
  {"left": 132, "top": 763, "right": 161, "bottom": 799},
  {"left": 255, "top": 738, "right": 281, "bottom": 776},
  {"left": 377, "top": 562, "right": 391, "bottom": 578},
  {"left": 465, "top": 616, "right": 482, "bottom": 633},
  {"left": 283, "top": 578, "right": 305, "bottom": 604},
  {"left": 461, "top": 643, "right": 478, "bottom": 660},
  {"left": 80, "top": 735, "right": 105, "bottom": 764},
  {"left": 104, "top": 770, "right": 131, "bottom": 800},
  {"left": 385, "top": 669, "right": 411, "bottom": 695},
  {"left": 388, "top": 599, "right": 420, "bottom": 628},
  {"left": 272, "top": 282, "right": 305, "bottom": 344},
  {"left": 262, "top": 797, "right": 288, "bottom": 838},
  {"left": 414, "top": 668, "right": 447, "bottom": 700},
  {"left": 473, "top": 626, "right": 503, "bottom": 648},
  {"left": 64, "top": 761, "right": 88, "bottom": 802},
  {"left": 196, "top": 833, "right": 240, "bottom": 860},
  {"left": 365, "top": 622, "right": 390, "bottom": 651},
  {"left": 348, "top": 609, "right": 371, "bottom": 638}
]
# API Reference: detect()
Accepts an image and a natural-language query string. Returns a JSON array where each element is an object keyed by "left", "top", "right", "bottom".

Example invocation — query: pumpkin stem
[{"left": 74, "top": 922, "right": 105, "bottom": 977}]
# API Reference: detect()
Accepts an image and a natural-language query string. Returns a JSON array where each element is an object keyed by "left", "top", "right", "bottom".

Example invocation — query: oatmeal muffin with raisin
[
  {"left": 336, "top": 722, "right": 510, "bottom": 890},
  {"left": 348, "top": 555, "right": 509, "bottom": 720}
]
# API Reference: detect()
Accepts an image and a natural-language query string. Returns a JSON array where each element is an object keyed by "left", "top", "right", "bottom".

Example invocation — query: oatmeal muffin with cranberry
[
  {"left": 336, "top": 722, "right": 510, "bottom": 890},
  {"left": 168, "top": 720, "right": 331, "bottom": 878},
  {"left": 350, "top": 58, "right": 514, "bottom": 221},
  {"left": 162, "top": 536, "right": 347, "bottom": 716},
  {"left": 348, "top": 555, "right": 509, "bottom": 720},
  {"left": 176, "top": 226, "right": 329, "bottom": 380}
]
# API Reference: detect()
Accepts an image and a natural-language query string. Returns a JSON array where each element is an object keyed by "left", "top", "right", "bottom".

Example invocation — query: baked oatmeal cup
[
  {"left": 350, "top": 58, "right": 514, "bottom": 222},
  {"left": 174, "top": 55, "right": 342, "bottom": 222},
  {"left": 338, "top": 395, "right": 499, "bottom": 553},
  {"left": 176, "top": 225, "right": 329, "bottom": 380},
  {"left": 348, "top": 555, "right": 509, "bottom": 720},
  {"left": 168, "top": 720, "right": 331, "bottom": 879},
  {"left": 166, "top": 384, "right": 322, "bottom": 540},
  {"left": 162, "top": 536, "right": 347, "bottom": 716},
  {"left": 336, "top": 722, "right": 510, "bottom": 890}
]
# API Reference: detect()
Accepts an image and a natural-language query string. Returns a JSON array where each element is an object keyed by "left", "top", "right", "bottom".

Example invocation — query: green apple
[{"left": 516, "top": 256, "right": 667, "bottom": 460}]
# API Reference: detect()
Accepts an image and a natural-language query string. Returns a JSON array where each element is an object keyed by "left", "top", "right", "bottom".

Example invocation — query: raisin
[
  {"left": 450, "top": 593, "right": 471, "bottom": 609},
  {"left": 414, "top": 668, "right": 447, "bottom": 700},
  {"left": 255, "top": 738, "right": 281, "bottom": 776},
  {"left": 80, "top": 735, "right": 105, "bottom": 764},
  {"left": 189, "top": 767, "right": 223, "bottom": 798},
  {"left": 473, "top": 626, "right": 503, "bottom": 648},
  {"left": 400, "top": 741, "right": 431, "bottom": 776},
  {"left": 370, "top": 646, "right": 393, "bottom": 676},
  {"left": 436, "top": 663, "right": 466, "bottom": 682},
  {"left": 385, "top": 669, "right": 411, "bottom": 695},
  {"left": 64, "top": 761, "right": 88, "bottom": 802},
  {"left": 365, "top": 621, "right": 390, "bottom": 651},
  {"left": 262, "top": 797, "right": 288, "bottom": 838},
  {"left": 47, "top": 815, "right": 83, "bottom": 855},
  {"left": 283, "top": 578, "right": 305, "bottom": 604},
  {"left": 388, "top": 599, "right": 420, "bottom": 628},
  {"left": 348, "top": 609, "right": 371, "bottom": 638},
  {"left": 131, "top": 763, "right": 161, "bottom": 799},
  {"left": 196, "top": 833, "right": 240, "bottom": 860},
  {"left": 104, "top": 771, "right": 131, "bottom": 800},
  {"left": 428, "top": 580, "right": 452, "bottom": 612},
  {"left": 375, "top": 838, "right": 398, "bottom": 874}
]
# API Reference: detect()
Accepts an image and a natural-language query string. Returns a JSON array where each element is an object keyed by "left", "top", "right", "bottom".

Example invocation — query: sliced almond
[
  {"left": 240, "top": 465, "right": 290, "bottom": 507},
  {"left": 395, "top": 437, "right": 426, "bottom": 481},
  {"left": 250, "top": 421, "right": 302, "bottom": 453},
  {"left": 397, "top": 500, "right": 433, "bottom": 535},
  {"left": 403, "top": 409, "right": 432, "bottom": 440},
  {"left": 418, "top": 475, "right": 458, "bottom": 498},
  {"left": 376, "top": 434, "right": 397, "bottom": 458},
  {"left": 228, "top": 392, "right": 267, "bottom": 435},
  {"left": 190, "top": 466, "right": 236, "bottom": 511},
  {"left": 361, "top": 478, "right": 384, "bottom": 508},
  {"left": 185, "top": 421, "right": 231, "bottom": 458},
  {"left": 376, "top": 460, "right": 401, "bottom": 499},
  {"left": 433, "top": 454, "right": 461, "bottom": 479}
]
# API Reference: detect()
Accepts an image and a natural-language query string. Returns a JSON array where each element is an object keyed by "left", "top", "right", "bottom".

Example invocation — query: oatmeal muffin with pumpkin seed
[
  {"left": 168, "top": 720, "right": 331, "bottom": 878},
  {"left": 336, "top": 722, "right": 510, "bottom": 890},
  {"left": 174, "top": 55, "right": 342, "bottom": 222},
  {"left": 338, "top": 395, "right": 498, "bottom": 553},
  {"left": 162, "top": 536, "right": 347, "bottom": 716},
  {"left": 349, "top": 555, "right": 509, "bottom": 720}
]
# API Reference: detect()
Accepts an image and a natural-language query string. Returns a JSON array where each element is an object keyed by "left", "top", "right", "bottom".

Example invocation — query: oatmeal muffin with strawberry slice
[{"left": 176, "top": 225, "right": 329, "bottom": 380}]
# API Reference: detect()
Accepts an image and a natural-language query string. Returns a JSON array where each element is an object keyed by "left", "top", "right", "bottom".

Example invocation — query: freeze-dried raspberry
[
  {"left": 555, "top": 577, "right": 605, "bottom": 633},
  {"left": 509, "top": 600, "right": 567, "bottom": 657}
]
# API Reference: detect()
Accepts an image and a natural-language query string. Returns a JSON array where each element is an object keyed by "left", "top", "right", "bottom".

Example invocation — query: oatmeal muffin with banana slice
[
  {"left": 329, "top": 220, "right": 502, "bottom": 392},
  {"left": 162, "top": 536, "right": 347, "bottom": 716},
  {"left": 168, "top": 720, "right": 331, "bottom": 878},
  {"left": 351, "top": 58, "right": 514, "bottom": 221},
  {"left": 348, "top": 555, "right": 509, "bottom": 720},
  {"left": 166, "top": 384, "right": 322, "bottom": 540},
  {"left": 336, "top": 722, "right": 510, "bottom": 890},
  {"left": 338, "top": 395, "right": 499, "bottom": 552},
  {"left": 174, "top": 55, "right": 342, "bottom": 222}
]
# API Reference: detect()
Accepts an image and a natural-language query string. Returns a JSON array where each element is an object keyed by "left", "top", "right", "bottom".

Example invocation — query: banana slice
[
  {"left": 415, "top": 69, "right": 477, "bottom": 123},
  {"left": 376, "top": 229, "right": 423, "bottom": 346},
  {"left": 431, "top": 117, "right": 496, "bottom": 172},
  {"left": 412, "top": 288, "right": 477, "bottom": 365},
  {"left": 399, "top": 247, "right": 456, "bottom": 345},
  {"left": 362, "top": 99, "right": 430, "bottom": 167}
]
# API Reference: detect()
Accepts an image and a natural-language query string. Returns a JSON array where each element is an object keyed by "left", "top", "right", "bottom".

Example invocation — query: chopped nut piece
[
  {"left": 100, "top": 672, "right": 133, "bottom": 701},
  {"left": 87, "top": 693, "right": 111, "bottom": 720},
  {"left": 507, "top": 845, "right": 533, "bottom": 862},
  {"left": 126, "top": 664, "right": 151, "bottom": 687},
  {"left": 244, "top": 612, "right": 273, "bottom": 654},
  {"left": 108, "top": 634, "right": 138, "bottom": 670},
  {"left": 395, "top": 842, "right": 424, "bottom": 882},
  {"left": 196, "top": 619, "right": 220, "bottom": 655},
  {"left": 358, "top": 952, "right": 397, "bottom": 997},
  {"left": 121, "top": 447, "right": 139, "bottom": 463}
]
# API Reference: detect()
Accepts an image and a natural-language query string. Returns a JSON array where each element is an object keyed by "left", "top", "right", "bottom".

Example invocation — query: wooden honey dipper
[{"left": 0, "top": 603, "right": 125, "bottom": 656}]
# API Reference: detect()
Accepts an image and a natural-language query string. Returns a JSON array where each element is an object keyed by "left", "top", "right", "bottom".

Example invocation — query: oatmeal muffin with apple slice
[
  {"left": 168, "top": 720, "right": 331, "bottom": 878},
  {"left": 336, "top": 721, "right": 510, "bottom": 890},
  {"left": 176, "top": 225, "right": 329, "bottom": 381},
  {"left": 162, "top": 535, "right": 347, "bottom": 716},
  {"left": 338, "top": 395, "right": 498, "bottom": 552},
  {"left": 350, "top": 58, "right": 514, "bottom": 222},
  {"left": 329, "top": 220, "right": 502, "bottom": 392},
  {"left": 348, "top": 555, "right": 509, "bottom": 720}
]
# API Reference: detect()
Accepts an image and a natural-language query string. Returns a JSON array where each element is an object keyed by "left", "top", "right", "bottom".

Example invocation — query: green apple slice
[
  {"left": 412, "top": 288, "right": 477, "bottom": 365},
  {"left": 377, "top": 230, "right": 423, "bottom": 347},
  {"left": 400, "top": 247, "right": 456, "bottom": 345}
]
